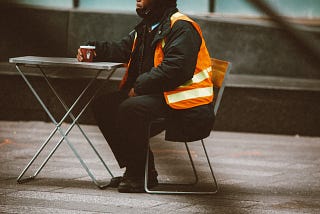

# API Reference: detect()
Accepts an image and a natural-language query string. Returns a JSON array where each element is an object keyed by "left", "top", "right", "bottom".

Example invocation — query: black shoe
[
  {"left": 118, "top": 170, "right": 158, "bottom": 193},
  {"left": 108, "top": 176, "right": 124, "bottom": 188}
]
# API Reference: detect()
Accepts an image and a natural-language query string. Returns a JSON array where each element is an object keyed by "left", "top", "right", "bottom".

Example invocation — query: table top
[{"left": 9, "top": 56, "right": 124, "bottom": 70}]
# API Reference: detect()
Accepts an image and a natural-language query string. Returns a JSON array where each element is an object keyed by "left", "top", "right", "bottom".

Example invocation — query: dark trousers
[{"left": 93, "top": 90, "right": 169, "bottom": 174}]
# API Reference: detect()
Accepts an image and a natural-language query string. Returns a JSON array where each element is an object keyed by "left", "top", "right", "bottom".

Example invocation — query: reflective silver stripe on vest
[
  {"left": 179, "top": 66, "right": 212, "bottom": 88},
  {"left": 167, "top": 87, "right": 213, "bottom": 104}
]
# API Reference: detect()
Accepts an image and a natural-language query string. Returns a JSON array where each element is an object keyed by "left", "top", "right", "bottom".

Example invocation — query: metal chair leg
[
  {"left": 184, "top": 142, "right": 199, "bottom": 185},
  {"left": 201, "top": 139, "right": 219, "bottom": 193},
  {"left": 144, "top": 120, "right": 219, "bottom": 194},
  {"left": 146, "top": 142, "right": 199, "bottom": 187},
  {"left": 144, "top": 142, "right": 151, "bottom": 193}
]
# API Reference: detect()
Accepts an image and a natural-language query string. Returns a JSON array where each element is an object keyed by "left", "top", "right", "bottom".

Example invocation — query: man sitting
[{"left": 77, "top": 0, "right": 215, "bottom": 193}]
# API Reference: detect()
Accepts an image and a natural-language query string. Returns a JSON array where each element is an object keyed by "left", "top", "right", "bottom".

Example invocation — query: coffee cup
[{"left": 80, "top": 45, "right": 96, "bottom": 62}]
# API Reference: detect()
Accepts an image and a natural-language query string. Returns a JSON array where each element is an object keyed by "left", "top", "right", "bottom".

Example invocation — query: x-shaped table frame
[{"left": 10, "top": 56, "right": 124, "bottom": 189}]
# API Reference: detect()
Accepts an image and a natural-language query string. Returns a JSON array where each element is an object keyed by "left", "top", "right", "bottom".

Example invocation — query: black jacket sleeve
[
  {"left": 134, "top": 21, "right": 201, "bottom": 95},
  {"left": 88, "top": 30, "right": 136, "bottom": 63}
]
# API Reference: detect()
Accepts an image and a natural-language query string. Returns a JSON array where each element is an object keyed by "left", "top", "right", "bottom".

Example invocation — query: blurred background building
[{"left": 2, "top": 0, "right": 320, "bottom": 18}]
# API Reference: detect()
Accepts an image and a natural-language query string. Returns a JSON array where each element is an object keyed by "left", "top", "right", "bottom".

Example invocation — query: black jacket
[{"left": 90, "top": 8, "right": 215, "bottom": 142}]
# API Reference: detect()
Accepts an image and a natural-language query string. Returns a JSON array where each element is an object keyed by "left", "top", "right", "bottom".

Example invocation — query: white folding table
[{"left": 9, "top": 56, "right": 124, "bottom": 189}]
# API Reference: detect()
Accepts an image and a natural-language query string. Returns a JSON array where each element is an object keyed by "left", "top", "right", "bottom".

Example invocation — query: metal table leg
[{"left": 16, "top": 64, "right": 117, "bottom": 189}]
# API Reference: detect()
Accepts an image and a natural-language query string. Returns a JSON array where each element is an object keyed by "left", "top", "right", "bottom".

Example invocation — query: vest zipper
[{"left": 138, "top": 25, "right": 147, "bottom": 75}]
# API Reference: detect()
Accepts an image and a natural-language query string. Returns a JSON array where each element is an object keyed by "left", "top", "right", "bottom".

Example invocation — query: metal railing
[
  {"left": 73, "top": 0, "right": 79, "bottom": 8},
  {"left": 209, "top": 0, "right": 215, "bottom": 13}
]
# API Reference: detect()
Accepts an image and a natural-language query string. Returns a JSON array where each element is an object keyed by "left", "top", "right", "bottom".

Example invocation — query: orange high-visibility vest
[{"left": 120, "top": 12, "right": 213, "bottom": 109}]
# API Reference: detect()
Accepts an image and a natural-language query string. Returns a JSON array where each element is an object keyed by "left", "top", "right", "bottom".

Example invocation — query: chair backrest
[{"left": 211, "top": 58, "right": 232, "bottom": 116}]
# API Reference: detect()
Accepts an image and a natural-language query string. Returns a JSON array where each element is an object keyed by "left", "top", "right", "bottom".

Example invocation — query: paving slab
[{"left": 0, "top": 121, "right": 319, "bottom": 213}]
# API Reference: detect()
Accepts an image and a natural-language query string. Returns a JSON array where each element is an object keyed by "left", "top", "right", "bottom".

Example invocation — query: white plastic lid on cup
[{"left": 80, "top": 45, "right": 96, "bottom": 49}]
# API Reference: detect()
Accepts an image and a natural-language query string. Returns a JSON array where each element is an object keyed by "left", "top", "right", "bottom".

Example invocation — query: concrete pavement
[{"left": 0, "top": 121, "right": 319, "bottom": 213}]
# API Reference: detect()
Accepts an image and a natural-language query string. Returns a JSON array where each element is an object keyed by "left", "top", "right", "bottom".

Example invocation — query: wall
[
  {"left": 1, "top": 5, "right": 319, "bottom": 79},
  {"left": 78, "top": 0, "right": 208, "bottom": 13},
  {"left": 3, "top": 0, "right": 320, "bottom": 17},
  {"left": 0, "top": 0, "right": 73, "bottom": 8},
  {"left": 216, "top": 0, "right": 320, "bottom": 18},
  {"left": 0, "top": 6, "right": 69, "bottom": 61},
  {"left": 1, "top": 5, "right": 320, "bottom": 136}
]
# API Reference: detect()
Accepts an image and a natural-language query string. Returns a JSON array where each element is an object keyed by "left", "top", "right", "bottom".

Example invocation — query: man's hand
[
  {"left": 77, "top": 48, "right": 84, "bottom": 62},
  {"left": 128, "top": 88, "right": 137, "bottom": 97}
]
